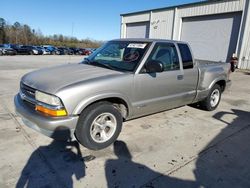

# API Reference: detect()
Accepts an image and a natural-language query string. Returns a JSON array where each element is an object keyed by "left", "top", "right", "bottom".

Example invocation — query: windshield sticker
[
  {"left": 127, "top": 43, "right": 147, "bottom": 49},
  {"left": 124, "top": 51, "right": 140, "bottom": 62}
]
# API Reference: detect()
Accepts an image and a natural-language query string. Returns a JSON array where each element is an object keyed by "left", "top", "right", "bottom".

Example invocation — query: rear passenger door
[{"left": 133, "top": 42, "right": 189, "bottom": 116}]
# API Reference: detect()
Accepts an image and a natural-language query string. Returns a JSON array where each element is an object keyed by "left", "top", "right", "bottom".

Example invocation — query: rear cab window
[{"left": 177, "top": 43, "right": 194, "bottom": 69}]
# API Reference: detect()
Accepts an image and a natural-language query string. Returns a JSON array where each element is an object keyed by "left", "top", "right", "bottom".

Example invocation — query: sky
[{"left": 1, "top": 0, "right": 202, "bottom": 41}]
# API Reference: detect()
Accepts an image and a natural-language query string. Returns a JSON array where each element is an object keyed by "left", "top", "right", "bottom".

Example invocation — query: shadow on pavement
[
  {"left": 16, "top": 108, "right": 250, "bottom": 188},
  {"left": 194, "top": 109, "right": 250, "bottom": 188},
  {"left": 105, "top": 109, "right": 250, "bottom": 188},
  {"left": 16, "top": 128, "right": 85, "bottom": 188},
  {"left": 105, "top": 141, "right": 198, "bottom": 188}
]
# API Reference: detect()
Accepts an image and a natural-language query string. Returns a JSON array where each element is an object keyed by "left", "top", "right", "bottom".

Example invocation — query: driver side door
[{"left": 132, "top": 42, "right": 185, "bottom": 117}]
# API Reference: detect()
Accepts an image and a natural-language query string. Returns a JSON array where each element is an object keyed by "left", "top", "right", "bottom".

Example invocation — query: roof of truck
[{"left": 111, "top": 38, "right": 187, "bottom": 44}]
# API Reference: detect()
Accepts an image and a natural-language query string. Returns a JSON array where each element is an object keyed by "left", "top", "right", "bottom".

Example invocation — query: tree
[
  {"left": 12, "top": 22, "right": 21, "bottom": 44},
  {"left": 0, "top": 18, "right": 6, "bottom": 43},
  {"left": 0, "top": 18, "right": 102, "bottom": 47}
]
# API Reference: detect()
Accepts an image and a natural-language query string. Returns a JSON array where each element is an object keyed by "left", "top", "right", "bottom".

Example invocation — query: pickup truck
[{"left": 15, "top": 39, "right": 232, "bottom": 150}]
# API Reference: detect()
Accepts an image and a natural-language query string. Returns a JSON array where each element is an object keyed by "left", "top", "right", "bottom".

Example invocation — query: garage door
[
  {"left": 126, "top": 22, "right": 150, "bottom": 38},
  {"left": 181, "top": 13, "right": 242, "bottom": 62}
]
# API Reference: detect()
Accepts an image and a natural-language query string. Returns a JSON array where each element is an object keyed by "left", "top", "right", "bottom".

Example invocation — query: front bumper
[{"left": 14, "top": 94, "right": 79, "bottom": 140}]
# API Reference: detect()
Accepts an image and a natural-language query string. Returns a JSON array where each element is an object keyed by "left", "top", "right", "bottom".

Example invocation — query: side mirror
[{"left": 145, "top": 60, "right": 164, "bottom": 73}]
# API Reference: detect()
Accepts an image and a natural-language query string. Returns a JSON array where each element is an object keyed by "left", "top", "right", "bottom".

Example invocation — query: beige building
[{"left": 121, "top": 0, "right": 250, "bottom": 69}]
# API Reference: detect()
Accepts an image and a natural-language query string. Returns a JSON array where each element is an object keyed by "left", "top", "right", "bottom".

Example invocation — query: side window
[
  {"left": 146, "top": 43, "right": 180, "bottom": 72},
  {"left": 178, "top": 43, "right": 193, "bottom": 69}
]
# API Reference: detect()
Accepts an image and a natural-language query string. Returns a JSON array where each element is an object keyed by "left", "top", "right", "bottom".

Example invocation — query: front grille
[
  {"left": 23, "top": 99, "right": 36, "bottom": 109},
  {"left": 20, "top": 82, "right": 36, "bottom": 100},
  {"left": 20, "top": 82, "right": 37, "bottom": 110}
]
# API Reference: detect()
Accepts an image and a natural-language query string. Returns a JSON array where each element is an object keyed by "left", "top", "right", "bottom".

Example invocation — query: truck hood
[{"left": 21, "top": 63, "right": 124, "bottom": 94}]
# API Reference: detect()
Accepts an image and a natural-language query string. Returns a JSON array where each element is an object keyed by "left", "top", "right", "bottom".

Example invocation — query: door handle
[{"left": 177, "top": 75, "right": 183, "bottom": 80}]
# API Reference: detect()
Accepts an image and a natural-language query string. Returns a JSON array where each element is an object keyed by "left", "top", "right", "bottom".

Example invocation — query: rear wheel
[
  {"left": 75, "top": 102, "right": 123, "bottom": 150},
  {"left": 200, "top": 84, "right": 221, "bottom": 111},
  {"left": 0, "top": 51, "right": 3, "bottom": 56}
]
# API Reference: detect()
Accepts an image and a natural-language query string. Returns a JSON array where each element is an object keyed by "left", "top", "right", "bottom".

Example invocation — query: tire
[
  {"left": 75, "top": 102, "right": 123, "bottom": 150},
  {"left": 0, "top": 51, "right": 3, "bottom": 56},
  {"left": 29, "top": 51, "right": 33, "bottom": 55},
  {"left": 200, "top": 84, "right": 221, "bottom": 111}
]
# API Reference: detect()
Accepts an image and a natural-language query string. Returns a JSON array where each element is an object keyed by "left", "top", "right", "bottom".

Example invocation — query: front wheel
[
  {"left": 200, "top": 84, "right": 221, "bottom": 111},
  {"left": 75, "top": 102, "right": 123, "bottom": 150}
]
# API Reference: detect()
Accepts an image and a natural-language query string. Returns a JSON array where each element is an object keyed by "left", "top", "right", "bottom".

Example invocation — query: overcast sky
[{"left": 1, "top": 0, "right": 202, "bottom": 40}]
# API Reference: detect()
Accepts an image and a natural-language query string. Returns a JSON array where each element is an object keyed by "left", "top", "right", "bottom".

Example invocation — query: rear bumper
[{"left": 14, "top": 94, "right": 79, "bottom": 140}]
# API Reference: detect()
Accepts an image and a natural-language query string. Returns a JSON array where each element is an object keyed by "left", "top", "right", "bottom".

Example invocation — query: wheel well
[
  {"left": 216, "top": 80, "right": 226, "bottom": 92},
  {"left": 83, "top": 97, "right": 129, "bottom": 120}
]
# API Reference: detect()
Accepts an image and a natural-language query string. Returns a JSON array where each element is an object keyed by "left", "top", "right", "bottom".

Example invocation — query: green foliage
[{"left": 0, "top": 17, "right": 103, "bottom": 48}]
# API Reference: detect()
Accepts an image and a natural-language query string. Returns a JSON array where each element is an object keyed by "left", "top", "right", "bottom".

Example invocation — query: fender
[
  {"left": 208, "top": 76, "right": 227, "bottom": 91},
  {"left": 72, "top": 92, "right": 133, "bottom": 116}
]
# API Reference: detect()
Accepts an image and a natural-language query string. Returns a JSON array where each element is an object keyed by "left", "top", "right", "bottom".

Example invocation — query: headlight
[
  {"left": 35, "top": 91, "right": 67, "bottom": 116},
  {"left": 35, "top": 90, "right": 62, "bottom": 106}
]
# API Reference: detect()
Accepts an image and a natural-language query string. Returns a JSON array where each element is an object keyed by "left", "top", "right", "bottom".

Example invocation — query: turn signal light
[{"left": 35, "top": 105, "right": 67, "bottom": 117}]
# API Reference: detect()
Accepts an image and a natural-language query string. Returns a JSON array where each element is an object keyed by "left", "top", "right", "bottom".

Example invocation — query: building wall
[
  {"left": 149, "top": 10, "right": 174, "bottom": 39},
  {"left": 121, "top": 0, "right": 250, "bottom": 69},
  {"left": 174, "top": 0, "right": 244, "bottom": 40},
  {"left": 238, "top": 0, "right": 250, "bottom": 69}
]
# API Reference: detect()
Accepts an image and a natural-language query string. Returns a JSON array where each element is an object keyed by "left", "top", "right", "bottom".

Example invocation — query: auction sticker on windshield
[{"left": 127, "top": 43, "right": 147, "bottom": 49}]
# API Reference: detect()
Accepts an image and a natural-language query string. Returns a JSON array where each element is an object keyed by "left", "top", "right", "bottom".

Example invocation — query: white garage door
[
  {"left": 181, "top": 13, "right": 242, "bottom": 62},
  {"left": 126, "top": 22, "right": 150, "bottom": 38}
]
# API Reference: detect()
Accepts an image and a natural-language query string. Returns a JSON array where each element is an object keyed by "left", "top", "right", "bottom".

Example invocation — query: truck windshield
[{"left": 82, "top": 41, "right": 150, "bottom": 72}]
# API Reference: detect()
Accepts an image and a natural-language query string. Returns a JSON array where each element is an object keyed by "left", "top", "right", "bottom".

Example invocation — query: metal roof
[{"left": 120, "top": 0, "right": 235, "bottom": 16}]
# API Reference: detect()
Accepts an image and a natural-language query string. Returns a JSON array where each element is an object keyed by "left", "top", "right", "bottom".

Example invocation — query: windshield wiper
[
  {"left": 84, "top": 59, "right": 115, "bottom": 70},
  {"left": 92, "top": 61, "right": 116, "bottom": 70}
]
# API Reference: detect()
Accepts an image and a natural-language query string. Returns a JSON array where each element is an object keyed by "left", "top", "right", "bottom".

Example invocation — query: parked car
[
  {"left": 3, "top": 44, "right": 41, "bottom": 55},
  {"left": 4, "top": 44, "right": 30, "bottom": 55},
  {"left": 82, "top": 48, "right": 93, "bottom": 55},
  {"left": 42, "top": 45, "right": 58, "bottom": 55},
  {"left": 21, "top": 46, "right": 43, "bottom": 55},
  {"left": 56, "top": 47, "right": 73, "bottom": 55},
  {"left": 35, "top": 46, "right": 51, "bottom": 55},
  {"left": 0, "top": 44, "right": 17, "bottom": 55},
  {"left": 69, "top": 47, "right": 80, "bottom": 55},
  {"left": 77, "top": 48, "right": 86, "bottom": 55},
  {"left": 15, "top": 39, "right": 232, "bottom": 150}
]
